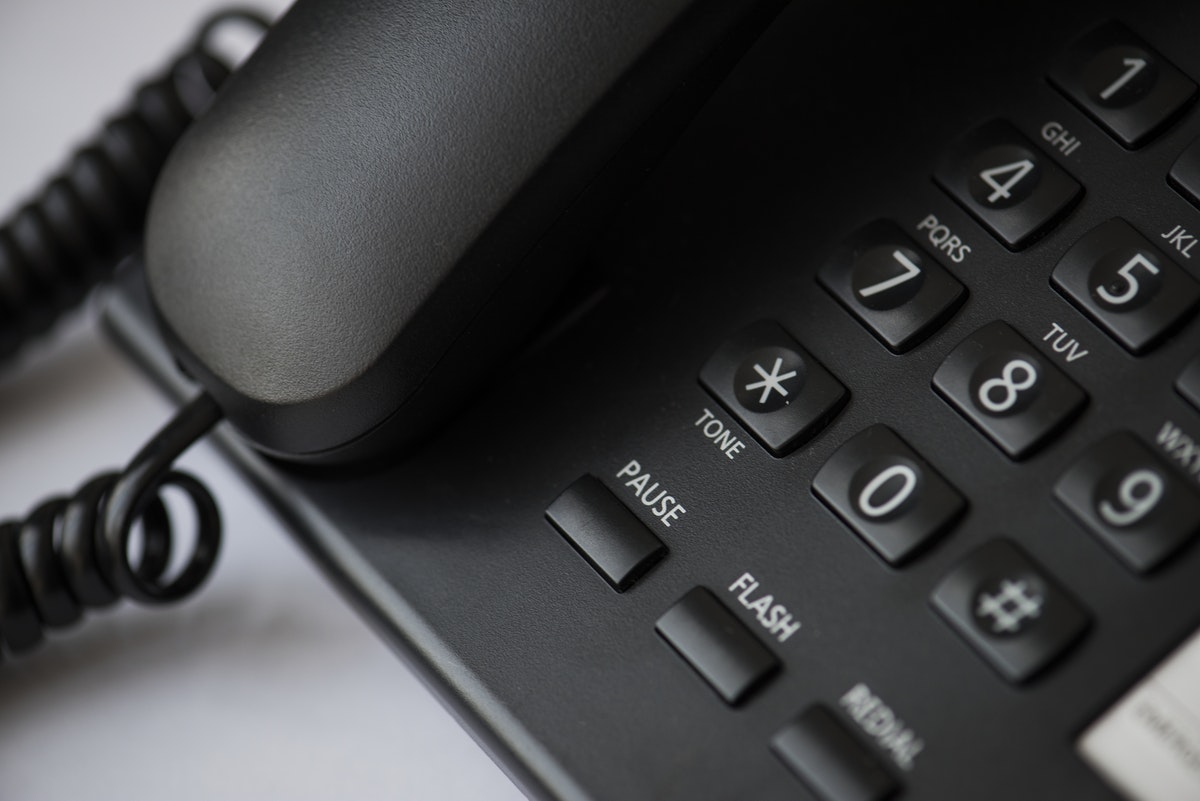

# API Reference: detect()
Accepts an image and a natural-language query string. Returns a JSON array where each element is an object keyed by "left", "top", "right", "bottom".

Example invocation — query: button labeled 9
[{"left": 1056, "top": 433, "right": 1200, "bottom": 573}]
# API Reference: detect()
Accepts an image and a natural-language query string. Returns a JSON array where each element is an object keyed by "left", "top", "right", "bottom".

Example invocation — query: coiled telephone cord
[
  {"left": 0, "top": 8, "right": 270, "bottom": 362},
  {"left": 0, "top": 393, "right": 223, "bottom": 659}
]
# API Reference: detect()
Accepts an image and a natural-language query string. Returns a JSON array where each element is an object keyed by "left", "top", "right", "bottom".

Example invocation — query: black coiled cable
[
  {"left": 0, "top": 394, "right": 223, "bottom": 659},
  {"left": 0, "top": 9, "right": 270, "bottom": 362}
]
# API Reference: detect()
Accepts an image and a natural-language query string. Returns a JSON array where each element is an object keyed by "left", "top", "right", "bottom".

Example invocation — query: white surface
[
  {"left": 1078, "top": 627, "right": 1200, "bottom": 801},
  {"left": 0, "top": 3, "right": 526, "bottom": 799}
]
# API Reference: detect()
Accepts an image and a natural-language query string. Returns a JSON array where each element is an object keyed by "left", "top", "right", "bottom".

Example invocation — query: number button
[
  {"left": 974, "top": 358, "right": 1039, "bottom": 415},
  {"left": 813, "top": 425, "right": 965, "bottom": 565},
  {"left": 1052, "top": 219, "right": 1200, "bottom": 354},
  {"left": 853, "top": 249, "right": 923, "bottom": 308},
  {"left": 1056, "top": 433, "right": 1200, "bottom": 573},
  {"left": 973, "top": 155, "right": 1037, "bottom": 208},
  {"left": 1049, "top": 22, "right": 1196, "bottom": 148},
  {"left": 935, "top": 120, "right": 1081, "bottom": 250},
  {"left": 1093, "top": 252, "right": 1160, "bottom": 309},
  {"left": 931, "top": 540, "right": 1090, "bottom": 683},
  {"left": 856, "top": 464, "right": 919, "bottom": 519},
  {"left": 1094, "top": 55, "right": 1151, "bottom": 104},
  {"left": 1098, "top": 468, "right": 1164, "bottom": 528},
  {"left": 818, "top": 220, "right": 966, "bottom": 353},
  {"left": 933, "top": 322, "right": 1087, "bottom": 459}
]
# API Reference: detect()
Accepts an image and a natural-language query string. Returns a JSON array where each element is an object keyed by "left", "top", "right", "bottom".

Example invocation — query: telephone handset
[
  {"left": 107, "top": 0, "right": 1200, "bottom": 799},
  {"left": 144, "top": 0, "right": 785, "bottom": 463}
]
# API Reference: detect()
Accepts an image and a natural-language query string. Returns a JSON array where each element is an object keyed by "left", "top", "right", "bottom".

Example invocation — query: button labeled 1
[
  {"left": 933, "top": 322, "right": 1087, "bottom": 459},
  {"left": 813, "top": 425, "right": 965, "bottom": 565},
  {"left": 1049, "top": 22, "right": 1197, "bottom": 148},
  {"left": 1056, "top": 433, "right": 1200, "bottom": 573},
  {"left": 1053, "top": 219, "right": 1200, "bottom": 354}
]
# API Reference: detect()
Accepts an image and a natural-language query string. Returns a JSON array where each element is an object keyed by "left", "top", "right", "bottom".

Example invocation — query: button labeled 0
[{"left": 813, "top": 425, "right": 965, "bottom": 565}]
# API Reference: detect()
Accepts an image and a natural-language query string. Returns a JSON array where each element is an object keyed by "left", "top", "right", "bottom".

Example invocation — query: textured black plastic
[
  {"left": 144, "top": 0, "right": 784, "bottom": 462},
  {"left": 108, "top": 0, "right": 1200, "bottom": 799}
]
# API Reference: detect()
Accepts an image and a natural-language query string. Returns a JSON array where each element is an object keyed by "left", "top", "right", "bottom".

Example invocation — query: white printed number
[
  {"left": 1096, "top": 253, "right": 1159, "bottom": 306},
  {"left": 858, "top": 250, "right": 922, "bottom": 299},
  {"left": 977, "top": 359, "right": 1038, "bottom": 414},
  {"left": 857, "top": 464, "right": 919, "bottom": 519},
  {"left": 1099, "top": 57, "right": 1147, "bottom": 101},
  {"left": 979, "top": 159, "right": 1035, "bottom": 204},
  {"left": 1099, "top": 469, "right": 1164, "bottom": 527}
]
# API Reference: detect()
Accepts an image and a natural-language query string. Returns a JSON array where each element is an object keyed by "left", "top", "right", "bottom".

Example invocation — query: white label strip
[{"left": 1079, "top": 628, "right": 1200, "bottom": 801}]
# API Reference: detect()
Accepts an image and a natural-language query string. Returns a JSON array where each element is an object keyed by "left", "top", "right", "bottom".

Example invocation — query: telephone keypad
[
  {"left": 931, "top": 540, "right": 1091, "bottom": 683},
  {"left": 1055, "top": 433, "right": 1200, "bottom": 573},
  {"left": 933, "top": 322, "right": 1088, "bottom": 459},
  {"left": 1052, "top": 218, "right": 1200, "bottom": 354},
  {"left": 934, "top": 120, "right": 1082, "bottom": 249},
  {"left": 699, "top": 321, "right": 848, "bottom": 456},
  {"left": 813, "top": 425, "right": 965, "bottom": 565},
  {"left": 1049, "top": 22, "right": 1197, "bottom": 148},
  {"left": 818, "top": 220, "right": 966, "bottom": 353}
]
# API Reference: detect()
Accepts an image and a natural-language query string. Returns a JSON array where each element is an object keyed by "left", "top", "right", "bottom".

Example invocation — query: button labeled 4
[{"left": 935, "top": 120, "right": 1081, "bottom": 249}]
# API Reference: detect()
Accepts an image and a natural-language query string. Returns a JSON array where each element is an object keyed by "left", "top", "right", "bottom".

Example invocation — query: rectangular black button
[
  {"left": 772, "top": 706, "right": 899, "bottom": 801},
  {"left": 1050, "top": 22, "right": 1196, "bottom": 149},
  {"left": 934, "top": 120, "right": 1081, "bottom": 249},
  {"left": 699, "top": 321, "right": 847, "bottom": 456},
  {"left": 655, "top": 587, "right": 779, "bottom": 705},
  {"left": 1170, "top": 136, "right": 1200, "bottom": 209},
  {"left": 931, "top": 539, "right": 1089, "bottom": 683},
  {"left": 546, "top": 476, "right": 666, "bottom": 592},
  {"left": 1178, "top": 352, "right": 1200, "bottom": 411}
]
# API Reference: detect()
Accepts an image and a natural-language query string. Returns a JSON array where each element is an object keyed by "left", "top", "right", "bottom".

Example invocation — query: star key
[
  {"left": 745, "top": 358, "right": 799, "bottom": 405},
  {"left": 700, "top": 321, "right": 848, "bottom": 456},
  {"left": 736, "top": 351, "right": 803, "bottom": 412}
]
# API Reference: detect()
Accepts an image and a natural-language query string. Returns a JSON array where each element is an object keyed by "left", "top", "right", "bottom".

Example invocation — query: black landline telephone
[{"left": 13, "top": 0, "right": 1200, "bottom": 798}]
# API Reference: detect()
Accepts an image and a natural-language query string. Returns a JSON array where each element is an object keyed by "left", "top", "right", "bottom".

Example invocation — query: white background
[{"left": 0, "top": 2, "right": 525, "bottom": 799}]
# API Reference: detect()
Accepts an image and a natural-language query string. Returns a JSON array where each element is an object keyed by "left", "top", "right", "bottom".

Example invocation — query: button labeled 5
[{"left": 1052, "top": 219, "right": 1200, "bottom": 354}]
